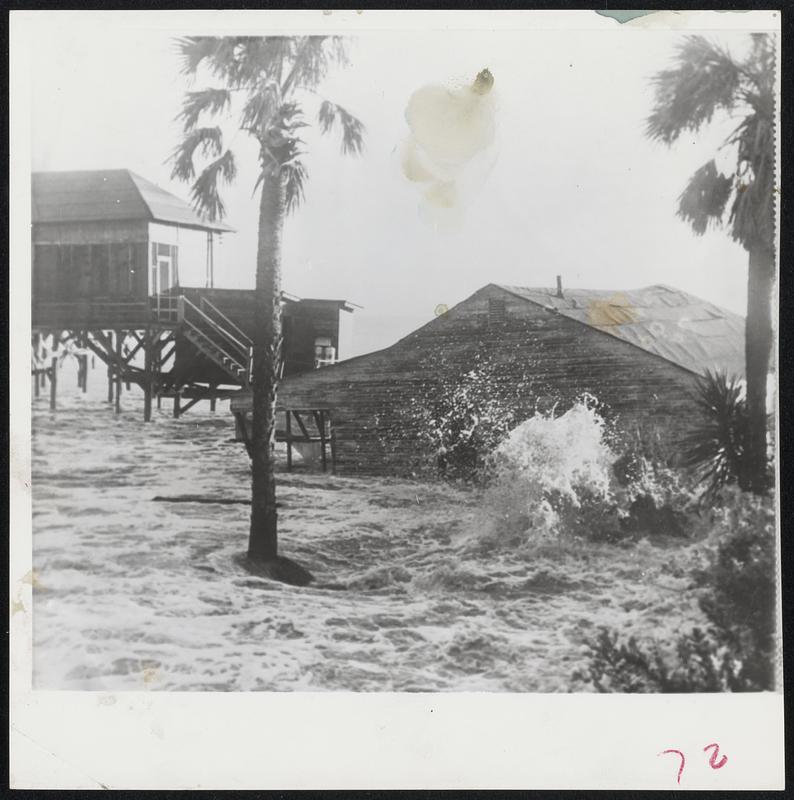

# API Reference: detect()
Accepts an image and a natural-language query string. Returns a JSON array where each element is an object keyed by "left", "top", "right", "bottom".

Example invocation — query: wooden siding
[
  {"left": 276, "top": 285, "right": 709, "bottom": 477},
  {"left": 33, "top": 220, "right": 149, "bottom": 245}
]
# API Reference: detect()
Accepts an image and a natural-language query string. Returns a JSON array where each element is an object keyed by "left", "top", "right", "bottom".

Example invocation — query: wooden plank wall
[
  {"left": 32, "top": 221, "right": 150, "bottom": 327},
  {"left": 277, "top": 285, "right": 707, "bottom": 477}
]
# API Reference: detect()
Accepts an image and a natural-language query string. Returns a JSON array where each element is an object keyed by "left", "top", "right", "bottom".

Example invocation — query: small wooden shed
[{"left": 269, "top": 282, "right": 747, "bottom": 476}]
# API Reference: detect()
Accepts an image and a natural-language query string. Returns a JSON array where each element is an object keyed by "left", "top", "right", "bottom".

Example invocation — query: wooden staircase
[{"left": 177, "top": 295, "right": 253, "bottom": 387}]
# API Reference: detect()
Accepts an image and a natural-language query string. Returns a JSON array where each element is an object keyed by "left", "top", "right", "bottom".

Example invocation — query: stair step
[{"left": 183, "top": 325, "right": 248, "bottom": 382}]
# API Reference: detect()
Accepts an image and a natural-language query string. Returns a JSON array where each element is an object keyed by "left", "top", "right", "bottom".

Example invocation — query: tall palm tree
[
  {"left": 170, "top": 37, "right": 364, "bottom": 580},
  {"left": 647, "top": 34, "right": 775, "bottom": 494}
]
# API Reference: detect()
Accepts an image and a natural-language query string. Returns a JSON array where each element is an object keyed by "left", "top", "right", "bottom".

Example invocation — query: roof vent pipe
[{"left": 556, "top": 275, "right": 564, "bottom": 299}]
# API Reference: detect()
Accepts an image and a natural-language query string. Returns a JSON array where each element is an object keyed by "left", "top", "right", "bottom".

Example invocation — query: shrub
[
  {"left": 695, "top": 487, "right": 777, "bottom": 689},
  {"left": 574, "top": 626, "right": 749, "bottom": 693},
  {"left": 575, "top": 488, "right": 777, "bottom": 692}
]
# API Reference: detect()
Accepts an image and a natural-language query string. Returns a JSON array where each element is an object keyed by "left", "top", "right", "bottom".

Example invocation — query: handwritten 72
[{"left": 659, "top": 743, "right": 728, "bottom": 785}]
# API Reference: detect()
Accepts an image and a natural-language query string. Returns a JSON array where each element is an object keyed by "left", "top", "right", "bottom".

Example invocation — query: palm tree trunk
[
  {"left": 248, "top": 171, "right": 286, "bottom": 561},
  {"left": 744, "top": 241, "right": 775, "bottom": 494}
]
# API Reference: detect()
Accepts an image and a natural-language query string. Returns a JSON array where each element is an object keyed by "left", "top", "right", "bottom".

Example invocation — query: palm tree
[
  {"left": 647, "top": 34, "right": 775, "bottom": 494},
  {"left": 170, "top": 37, "right": 364, "bottom": 581}
]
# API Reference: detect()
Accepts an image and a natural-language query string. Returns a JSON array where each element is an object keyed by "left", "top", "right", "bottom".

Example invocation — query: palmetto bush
[{"left": 682, "top": 370, "right": 749, "bottom": 498}]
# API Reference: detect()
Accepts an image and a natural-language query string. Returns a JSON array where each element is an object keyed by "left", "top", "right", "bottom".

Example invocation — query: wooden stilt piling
[
  {"left": 107, "top": 331, "right": 114, "bottom": 403},
  {"left": 40, "top": 338, "right": 48, "bottom": 389},
  {"left": 49, "top": 356, "right": 57, "bottom": 410},
  {"left": 173, "top": 389, "right": 181, "bottom": 419},
  {"left": 318, "top": 410, "right": 328, "bottom": 473},
  {"left": 143, "top": 328, "right": 153, "bottom": 422},
  {"left": 286, "top": 411, "right": 293, "bottom": 472},
  {"left": 115, "top": 330, "right": 123, "bottom": 414},
  {"left": 81, "top": 332, "right": 88, "bottom": 393},
  {"left": 329, "top": 412, "right": 337, "bottom": 475}
]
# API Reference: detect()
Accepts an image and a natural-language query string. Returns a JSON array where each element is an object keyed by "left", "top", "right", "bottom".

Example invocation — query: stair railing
[
  {"left": 197, "top": 296, "right": 253, "bottom": 386},
  {"left": 199, "top": 297, "right": 253, "bottom": 350},
  {"left": 177, "top": 295, "right": 251, "bottom": 386}
]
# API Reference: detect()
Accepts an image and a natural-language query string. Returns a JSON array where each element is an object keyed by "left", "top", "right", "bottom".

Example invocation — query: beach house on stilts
[{"left": 31, "top": 169, "right": 355, "bottom": 470}]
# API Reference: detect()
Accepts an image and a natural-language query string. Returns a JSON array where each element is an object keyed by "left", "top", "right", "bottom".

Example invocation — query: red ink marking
[
  {"left": 703, "top": 743, "right": 728, "bottom": 770},
  {"left": 660, "top": 749, "right": 686, "bottom": 785}
]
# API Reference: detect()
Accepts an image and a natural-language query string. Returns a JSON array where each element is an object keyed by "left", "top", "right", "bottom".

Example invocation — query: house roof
[
  {"left": 31, "top": 169, "right": 234, "bottom": 233},
  {"left": 295, "top": 298, "right": 360, "bottom": 313},
  {"left": 496, "top": 283, "right": 746, "bottom": 378}
]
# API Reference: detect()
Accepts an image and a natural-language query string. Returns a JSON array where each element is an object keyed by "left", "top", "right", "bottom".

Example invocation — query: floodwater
[{"left": 31, "top": 360, "right": 706, "bottom": 691}]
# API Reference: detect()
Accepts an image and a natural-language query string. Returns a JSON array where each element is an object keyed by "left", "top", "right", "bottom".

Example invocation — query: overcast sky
[{"left": 25, "top": 14, "right": 767, "bottom": 357}]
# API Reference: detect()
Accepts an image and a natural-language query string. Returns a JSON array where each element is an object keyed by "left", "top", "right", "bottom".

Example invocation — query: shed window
[{"left": 314, "top": 336, "right": 336, "bottom": 368}]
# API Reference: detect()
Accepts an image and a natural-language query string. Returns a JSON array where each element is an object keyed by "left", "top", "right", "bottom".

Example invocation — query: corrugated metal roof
[
  {"left": 497, "top": 283, "right": 745, "bottom": 377},
  {"left": 32, "top": 169, "right": 234, "bottom": 232}
]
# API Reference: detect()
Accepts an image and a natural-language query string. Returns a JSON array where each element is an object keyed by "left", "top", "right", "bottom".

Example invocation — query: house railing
[{"left": 150, "top": 294, "right": 180, "bottom": 323}]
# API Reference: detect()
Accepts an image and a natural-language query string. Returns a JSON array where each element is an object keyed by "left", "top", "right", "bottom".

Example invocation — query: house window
[
  {"left": 152, "top": 243, "right": 179, "bottom": 289},
  {"left": 314, "top": 336, "right": 336, "bottom": 368}
]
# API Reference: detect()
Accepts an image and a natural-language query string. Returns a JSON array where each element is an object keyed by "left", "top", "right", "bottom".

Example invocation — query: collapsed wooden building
[
  {"left": 232, "top": 282, "right": 746, "bottom": 476},
  {"left": 31, "top": 169, "right": 354, "bottom": 468}
]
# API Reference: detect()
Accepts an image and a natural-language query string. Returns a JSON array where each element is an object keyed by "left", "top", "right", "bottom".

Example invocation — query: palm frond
[
  {"left": 727, "top": 111, "right": 775, "bottom": 249},
  {"left": 285, "top": 37, "right": 330, "bottom": 92},
  {"left": 175, "top": 36, "right": 220, "bottom": 76},
  {"left": 203, "top": 38, "right": 247, "bottom": 85},
  {"left": 241, "top": 79, "right": 281, "bottom": 133},
  {"left": 189, "top": 150, "right": 237, "bottom": 221},
  {"left": 169, "top": 127, "right": 224, "bottom": 182},
  {"left": 283, "top": 159, "right": 308, "bottom": 214},
  {"left": 646, "top": 36, "right": 741, "bottom": 144},
  {"left": 746, "top": 34, "right": 776, "bottom": 94},
  {"left": 317, "top": 100, "right": 365, "bottom": 155},
  {"left": 260, "top": 102, "right": 309, "bottom": 163},
  {"left": 327, "top": 36, "right": 351, "bottom": 67},
  {"left": 236, "top": 38, "right": 293, "bottom": 87},
  {"left": 177, "top": 88, "right": 232, "bottom": 131},
  {"left": 281, "top": 36, "right": 350, "bottom": 95},
  {"left": 677, "top": 160, "right": 733, "bottom": 235}
]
